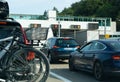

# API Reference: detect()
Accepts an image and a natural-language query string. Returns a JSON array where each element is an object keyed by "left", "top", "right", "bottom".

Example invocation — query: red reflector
[
  {"left": 53, "top": 46, "right": 59, "bottom": 48},
  {"left": 112, "top": 55, "right": 120, "bottom": 60},
  {"left": 26, "top": 52, "right": 35, "bottom": 60},
  {"left": 0, "top": 22, "right": 7, "bottom": 24}
]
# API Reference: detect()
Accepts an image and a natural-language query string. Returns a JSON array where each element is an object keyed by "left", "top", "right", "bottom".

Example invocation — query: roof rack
[
  {"left": 6, "top": 17, "right": 16, "bottom": 21},
  {"left": 0, "top": 0, "right": 9, "bottom": 19},
  {"left": 0, "top": 17, "right": 17, "bottom": 22}
]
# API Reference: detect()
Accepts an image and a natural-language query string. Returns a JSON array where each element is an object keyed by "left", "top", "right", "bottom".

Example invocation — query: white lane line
[{"left": 50, "top": 72, "right": 72, "bottom": 82}]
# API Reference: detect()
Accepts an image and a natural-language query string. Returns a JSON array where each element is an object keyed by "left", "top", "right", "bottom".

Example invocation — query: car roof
[
  {"left": 48, "top": 37, "right": 73, "bottom": 40},
  {"left": 0, "top": 18, "right": 21, "bottom": 26},
  {"left": 90, "top": 39, "right": 120, "bottom": 43}
]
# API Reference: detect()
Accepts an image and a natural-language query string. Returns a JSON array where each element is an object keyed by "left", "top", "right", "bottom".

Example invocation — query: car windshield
[
  {"left": 108, "top": 41, "right": 120, "bottom": 50},
  {"left": 56, "top": 39, "right": 78, "bottom": 47}
]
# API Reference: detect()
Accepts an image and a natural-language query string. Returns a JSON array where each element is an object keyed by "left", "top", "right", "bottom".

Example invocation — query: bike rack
[{"left": 28, "top": 40, "right": 40, "bottom": 46}]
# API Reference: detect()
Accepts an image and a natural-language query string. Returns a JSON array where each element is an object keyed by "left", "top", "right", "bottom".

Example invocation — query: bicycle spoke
[
  {"left": 6, "top": 48, "right": 49, "bottom": 82},
  {"left": 14, "top": 51, "right": 29, "bottom": 65}
]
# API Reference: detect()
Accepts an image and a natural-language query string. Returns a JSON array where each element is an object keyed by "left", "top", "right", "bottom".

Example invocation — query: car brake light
[
  {"left": 53, "top": 45, "right": 59, "bottom": 48},
  {"left": 112, "top": 55, "right": 120, "bottom": 60},
  {"left": 63, "top": 38, "right": 69, "bottom": 40},
  {"left": 0, "top": 22, "right": 7, "bottom": 24}
]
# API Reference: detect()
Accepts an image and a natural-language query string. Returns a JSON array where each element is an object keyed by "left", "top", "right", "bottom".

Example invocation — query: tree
[
  {"left": 53, "top": 7, "right": 59, "bottom": 14},
  {"left": 59, "top": 0, "right": 120, "bottom": 21},
  {"left": 59, "top": 7, "right": 73, "bottom": 16}
]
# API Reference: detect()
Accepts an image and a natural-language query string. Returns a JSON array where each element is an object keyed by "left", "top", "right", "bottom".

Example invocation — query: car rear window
[
  {"left": 108, "top": 41, "right": 120, "bottom": 50},
  {"left": 0, "top": 26, "right": 14, "bottom": 39},
  {"left": 55, "top": 39, "right": 79, "bottom": 47}
]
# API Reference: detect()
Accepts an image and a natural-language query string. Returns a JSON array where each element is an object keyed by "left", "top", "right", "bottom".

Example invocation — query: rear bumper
[
  {"left": 51, "top": 51, "right": 71, "bottom": 60},
  {"left": 105, "top": 71, "right": 120, "bottom": 77},
  {"left": 55, "top": 54, "right": 70, "bottom": 60},
  {"left": 104, "top": 67, "right": 120, "bottom": 76}
]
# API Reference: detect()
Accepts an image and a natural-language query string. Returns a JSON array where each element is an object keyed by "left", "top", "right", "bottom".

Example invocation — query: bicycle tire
[{"left": 6, "top": 48, "right": 50, "bottom": 82}]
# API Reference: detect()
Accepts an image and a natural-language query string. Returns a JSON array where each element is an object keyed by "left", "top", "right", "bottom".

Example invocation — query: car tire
[
  {"left": 48, "top": 53, "right": 57, "bottom": 63},
  {"left": 48, "top": 53, "right": 52, "bottom": 63},
  {"left": 93, "top": 62, "right": 104, "bottom": 81},
  {"left": 69, "top": 57, "right": 75, "bottom": 71}
]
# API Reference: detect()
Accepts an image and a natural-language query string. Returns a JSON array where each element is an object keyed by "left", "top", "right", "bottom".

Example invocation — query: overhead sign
[
  {"left": 70, "top": 25, "right": 81, "bottom": 30},
  {"left": 88, "top": 23, "right": 98, "bottom": 30},
  {"left": 30, "top": 24, "right": 41, "bottom": 28}
]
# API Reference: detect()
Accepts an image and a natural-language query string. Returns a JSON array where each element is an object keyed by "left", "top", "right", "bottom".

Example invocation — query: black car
[
  {"left": 0, "top": 0, "right": 27, "bottom": 44},
  {"left": 0, "top": 1, "right": 29, "bottom": 79},
  {"left": 0, "top": 19, "right": 28, "bottom": 43},
  {"left": 41, "top": 37, "right": 80, "bottom": 63},
  {"left": 69, "top": 39, "right": 120, "bottom": 81}
]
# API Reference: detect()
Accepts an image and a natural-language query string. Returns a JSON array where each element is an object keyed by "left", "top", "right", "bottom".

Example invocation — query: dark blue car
[
  {"left": 41, "top": 37, "right": 80, "bottom": 63},
  {"left": 69, "top": 39, "right": 120, "bottom": 81}
]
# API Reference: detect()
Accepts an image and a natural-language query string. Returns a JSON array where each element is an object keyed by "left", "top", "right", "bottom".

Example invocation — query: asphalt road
[{"left": 46, "top": 60, "right": 120, "bottom": 82}]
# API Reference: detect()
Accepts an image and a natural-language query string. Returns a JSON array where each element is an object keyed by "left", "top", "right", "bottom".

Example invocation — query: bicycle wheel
[{"left": 6, "top": 48, "right": 50, "bottom": 82}]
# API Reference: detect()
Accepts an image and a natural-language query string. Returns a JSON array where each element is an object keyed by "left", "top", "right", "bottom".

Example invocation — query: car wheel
[
  {"left": 48, "top": 53, "right": 52, "bottom": 63},
  {"left": 93, "top": 62, "right": 104, "bottom": 81},
  {"left": 48, "top": 53, "right": 57, "bottom": 63},
  {"left": 69, "top": 57, "right": 75, "bottom": 71}
]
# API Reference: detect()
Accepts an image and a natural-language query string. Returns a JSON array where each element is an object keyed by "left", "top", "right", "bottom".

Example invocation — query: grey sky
[{"left": 7, "top": 0, "right": 80, "bottom": 15}]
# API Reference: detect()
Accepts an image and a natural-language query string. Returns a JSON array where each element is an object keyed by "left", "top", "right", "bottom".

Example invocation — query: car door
[
  {"left": 74, "top": 42, "right": 93, "bottom": 69},
  {"left": 83, "top": 41, "right": 106, "bottom": 70}
]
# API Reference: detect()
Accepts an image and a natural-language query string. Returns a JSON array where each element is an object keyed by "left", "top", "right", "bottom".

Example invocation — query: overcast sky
[{"left": 7, "top": 0, "right": 80, "bottom": 15}]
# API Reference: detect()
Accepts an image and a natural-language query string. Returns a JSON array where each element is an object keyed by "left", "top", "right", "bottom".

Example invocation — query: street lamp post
[
  {"left": 103, "top": 19, "right": 106, "bottom": 39},
  {"left": 58, "top": 19, "right": 61, "bottom": 37},
  {"left": 104, "top": 19, "right": 106, "bottom": 38}
]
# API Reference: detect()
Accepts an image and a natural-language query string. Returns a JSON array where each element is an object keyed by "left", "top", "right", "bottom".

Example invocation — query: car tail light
[
  {"left": 112, "top": 55, "right": 120, "bottom": 60},
  {"left": 53, "top": 45, "right": 59, "bottom": 48},
  {"left": 20, "top": 25, "right": 29, "bottom": 44},
  {"left": 63, "top": 38, "right": 70, "bottom": 40},
  {"left": 0, "top": 22, "right": 7, "bottom": 24}
]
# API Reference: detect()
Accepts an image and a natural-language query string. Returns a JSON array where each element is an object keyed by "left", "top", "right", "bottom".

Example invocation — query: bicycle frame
[
  {"left": 0, "top": 34, "right": 50, "bottom": 82},
  {"left": 0, "top": 36, "right": 17, "bottom": 69}
]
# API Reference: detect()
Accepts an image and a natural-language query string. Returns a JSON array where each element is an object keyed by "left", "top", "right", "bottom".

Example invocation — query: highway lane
[
  {"left": 46, "top": 60, "right": 120, "bottom": 82},
  {"left": 1, "top": 60, "right": 119, "bottom": 82}
]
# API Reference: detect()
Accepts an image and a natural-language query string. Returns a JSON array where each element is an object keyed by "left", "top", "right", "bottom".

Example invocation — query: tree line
[{"left": 57, "top": 0, "right": 120, "bottom": 21}]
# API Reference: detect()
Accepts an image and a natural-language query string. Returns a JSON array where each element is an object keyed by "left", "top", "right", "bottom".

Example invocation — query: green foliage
[
  {"left": 59, "top": 0, "right": 120, "bottom": 21},
  {"left": 53, "top": 7, "right": 59, "bottom": 14},
  {"left": 59, "top": 7, "right": 73, "bottom": 16}
]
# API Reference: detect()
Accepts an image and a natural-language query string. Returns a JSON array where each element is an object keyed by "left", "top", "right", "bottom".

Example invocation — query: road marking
[{"left": 50, "top": 72, "right": 72, "bottom": 82}]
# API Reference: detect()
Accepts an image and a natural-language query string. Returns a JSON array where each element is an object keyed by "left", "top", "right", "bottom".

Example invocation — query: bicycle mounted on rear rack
[
  {"left": 0, "top": 21, "right": 49, "bottom": 82},
  {"left": 0, "top": 1, "right": 49, "bottom": 82}
]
